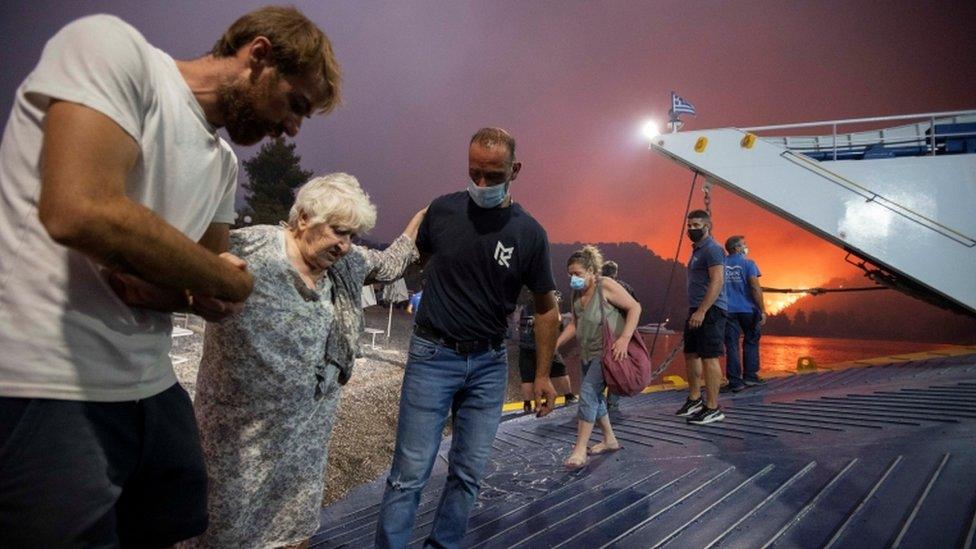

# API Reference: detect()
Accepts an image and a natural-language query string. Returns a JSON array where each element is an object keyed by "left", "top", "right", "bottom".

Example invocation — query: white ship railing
[{"left": 741, "top": 110, "right": 976, "bottom": 160}]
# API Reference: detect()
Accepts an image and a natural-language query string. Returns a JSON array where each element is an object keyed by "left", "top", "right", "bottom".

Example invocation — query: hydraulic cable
[
  {"left": 646, "top": 172, "right": 698, "bottom": 379},
  {"left": 762, "top": 286, "right": 888, "bottom": 295}
]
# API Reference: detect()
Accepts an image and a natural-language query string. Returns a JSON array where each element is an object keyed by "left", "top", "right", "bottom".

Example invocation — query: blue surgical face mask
[
  {"left": 569, "top": 275, "right": 586, "bottom": 291},
  {"left": 467, "top": 179, "right": 509, "bottom": 209}
]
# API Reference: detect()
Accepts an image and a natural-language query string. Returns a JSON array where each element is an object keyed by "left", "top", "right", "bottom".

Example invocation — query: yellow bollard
[
  {"left": 796, "top": 356, "right": 818, "bottom": 372},
  {"left": 664, "top": 375, "right": 688, "bottom": 389}
]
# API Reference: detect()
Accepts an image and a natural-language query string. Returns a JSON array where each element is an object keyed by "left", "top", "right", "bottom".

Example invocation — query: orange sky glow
[
  {"left": 512, "top": 144, "right": 864, "bottom": 315},
  {"left": 7, "top": 2, "right": 969, "bottom": 321}
]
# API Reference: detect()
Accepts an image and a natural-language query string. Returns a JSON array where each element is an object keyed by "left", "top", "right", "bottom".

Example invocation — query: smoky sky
[{"left": 2, "top": 0, "right": 974, "bottom": 294}]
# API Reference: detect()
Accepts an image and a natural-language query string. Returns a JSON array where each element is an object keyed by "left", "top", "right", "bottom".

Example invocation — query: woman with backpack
[{"left": 556, "top": 245, "right": 642, "bottom": 469}]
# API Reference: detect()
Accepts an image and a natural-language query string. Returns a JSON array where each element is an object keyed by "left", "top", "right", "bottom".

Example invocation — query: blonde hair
[
  {"left": 567, "top": 244, "right": 604, "bottom": 275},
  {"left": 212, "top": 6, "right": 341, "bottom": 114},
  {"left": 288, "top": 173, "right": 376, "bottom": 233}
]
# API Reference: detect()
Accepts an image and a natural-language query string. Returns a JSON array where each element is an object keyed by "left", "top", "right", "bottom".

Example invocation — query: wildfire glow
[{"left": 765, "top": 293, "right": 805, "bottom": 315}]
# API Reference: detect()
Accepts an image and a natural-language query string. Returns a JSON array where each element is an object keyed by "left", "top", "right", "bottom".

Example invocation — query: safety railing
[{"left": 741, "top": 110, "right": 976, "bottom": 161}]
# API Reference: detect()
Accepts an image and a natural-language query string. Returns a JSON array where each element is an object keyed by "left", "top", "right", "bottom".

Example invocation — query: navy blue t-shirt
[
  {"left": 687, "top": 236, "right": 728, "bottom": 310},
  {"left": 416, "top": 192, "right": 556, "bottom": 341}
]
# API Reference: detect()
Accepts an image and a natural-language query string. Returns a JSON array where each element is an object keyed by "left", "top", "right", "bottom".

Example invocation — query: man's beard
[{"left": 217, "top": 80, "right": 281, "bottom": 146}]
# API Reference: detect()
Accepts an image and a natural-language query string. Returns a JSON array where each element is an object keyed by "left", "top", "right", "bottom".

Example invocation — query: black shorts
[
  {"left": 518, "top": 348, "right": 567, "bottom": 383},
  {"left": 0, "top": 383, "right": 207, "bottom": 547},
  {"left": 684, "top": 306, "right": 727, "bottom": 359}
]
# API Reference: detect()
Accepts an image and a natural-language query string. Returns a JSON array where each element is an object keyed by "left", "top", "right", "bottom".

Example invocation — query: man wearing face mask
[
  {"left": 721, "top": 235, "right": 767, "bottom": 392},
  {"left": 376, "top": 127, "right": 560, "bottom": 548},
  {"left": 675, "top": 209, "right": 728, "bottom": 424}
]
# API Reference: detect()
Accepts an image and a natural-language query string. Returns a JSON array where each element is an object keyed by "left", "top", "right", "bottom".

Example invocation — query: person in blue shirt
[
  {"left": 675, "top": 210, "right": 728, "bottom": 425},
  {"left": 407, "top": 289, "right": 423, "bottom": 316},
  {"left": 721, "top": 236, "right": 767, "bottom": 392}
]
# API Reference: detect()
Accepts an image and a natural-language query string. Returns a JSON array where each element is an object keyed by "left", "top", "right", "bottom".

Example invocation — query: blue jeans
[
  {"left": 724, "top": 311, "right": 761, "bottom": 386},
  {"left": 375, "top": 335, "right": 508, "bottom": 549},
  {"left": 578, "top": 358, "right": 608, "bottom": 423}
]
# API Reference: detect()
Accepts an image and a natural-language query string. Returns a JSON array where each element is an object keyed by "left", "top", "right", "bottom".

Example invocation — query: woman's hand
[
  {"left": 413, "top": 206, "right": 428, "bottom": 223},
  {"left": 611, "top": 336, "right": 629, "bottom": 361},
  {"left": 403, "top": 206, "right": 428, "bottom": 241}
]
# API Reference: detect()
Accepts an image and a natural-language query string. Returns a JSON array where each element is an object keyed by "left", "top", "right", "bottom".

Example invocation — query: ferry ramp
[
  {"left": 650, "top": 111, "right": 976, "bottom": 316},
  {"left": 314, "top": 350, "right": 976, "bottom": 548}
]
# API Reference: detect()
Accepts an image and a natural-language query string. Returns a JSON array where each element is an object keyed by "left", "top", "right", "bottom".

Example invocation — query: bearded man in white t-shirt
[{"left": 0, "top": 6, "right": 340, "bottom": 546}]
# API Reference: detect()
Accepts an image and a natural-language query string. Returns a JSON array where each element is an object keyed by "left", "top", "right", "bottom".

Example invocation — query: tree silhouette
[
  {"left": 239, "top": 139, "right": 313, "bottom": 225},
  {"left": 769, "top": 273, "right": 976, "bottom": 343},
  {"left": 792, "top": 310, "right": 808, "bottom": 334}
]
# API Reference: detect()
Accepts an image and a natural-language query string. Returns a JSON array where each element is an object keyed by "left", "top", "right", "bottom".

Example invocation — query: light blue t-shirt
[
  {"left": 687, "top": 236, "right": 727, "bottom": 311},
  {"left": 724, "top": 253, "right": 761, "bottom": 313}
]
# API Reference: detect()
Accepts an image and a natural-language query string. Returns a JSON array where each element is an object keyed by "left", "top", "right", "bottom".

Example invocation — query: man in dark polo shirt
[
  {"left": 675, "top": 209, "right": 728, "bottom": 424},
  {"left": 375, "top": 127, "right": 559, "bottom": 549}
]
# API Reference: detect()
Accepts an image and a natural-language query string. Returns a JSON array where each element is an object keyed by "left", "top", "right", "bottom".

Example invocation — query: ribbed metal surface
[{"left": 314, "top": 354, "right": 976, "bottom": 548}]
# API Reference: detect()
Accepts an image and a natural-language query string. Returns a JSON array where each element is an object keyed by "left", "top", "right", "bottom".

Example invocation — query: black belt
[{"left": 414, "top": 324, "right": 504, "bottom": 355}]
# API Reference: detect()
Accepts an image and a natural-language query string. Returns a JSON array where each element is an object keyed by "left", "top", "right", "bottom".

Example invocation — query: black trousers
[{"left": 0, "top": 383, "right": 207, "bottom": 548}]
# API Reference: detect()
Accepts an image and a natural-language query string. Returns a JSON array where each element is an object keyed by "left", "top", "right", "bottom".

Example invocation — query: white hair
[{"left": 287, "top": 173, "right": 377, "bottom": 233}]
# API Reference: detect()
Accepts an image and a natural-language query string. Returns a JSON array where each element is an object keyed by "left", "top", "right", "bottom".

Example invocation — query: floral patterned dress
[{"left": 185, "top": 225, "right": 417, "bottom": 548}]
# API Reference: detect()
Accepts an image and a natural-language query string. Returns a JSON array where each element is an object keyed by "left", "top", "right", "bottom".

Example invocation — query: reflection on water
[
  {"left": 642, "top": 334, "right": 963, "bottom": 380},
  {"left": 558, "top": 333, "right": 964, "bottom": 389}
]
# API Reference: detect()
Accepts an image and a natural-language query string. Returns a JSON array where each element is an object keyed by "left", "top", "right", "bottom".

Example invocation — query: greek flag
[{"left": 670, "top": 91, "right": 696, "bottom": 116}]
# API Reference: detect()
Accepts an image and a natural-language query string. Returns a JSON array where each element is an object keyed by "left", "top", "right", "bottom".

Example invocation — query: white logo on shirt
[
  {"left": 494, "top": 241, "right": 514, "bottom": 268},
  {"left": 725, "top": 265, "right": 745, "bottom": 283}
]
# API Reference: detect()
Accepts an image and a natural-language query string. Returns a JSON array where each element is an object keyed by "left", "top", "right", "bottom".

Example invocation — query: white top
[{"left": 0, "top": 15, "right": 239, "bottom": 401}]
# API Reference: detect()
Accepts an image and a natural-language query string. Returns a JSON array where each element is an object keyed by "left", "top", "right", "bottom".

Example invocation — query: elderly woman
[{"left": 186, "top": 173, "right": 424, "bottom": 548}]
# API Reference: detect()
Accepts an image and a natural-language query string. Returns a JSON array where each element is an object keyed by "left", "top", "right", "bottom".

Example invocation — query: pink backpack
[{"left": 594, "top": 279, "right": 653, "bottom": 396}]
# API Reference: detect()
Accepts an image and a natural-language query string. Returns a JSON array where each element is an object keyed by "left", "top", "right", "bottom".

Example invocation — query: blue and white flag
[{"left": 670, "top": 91, "right": 696, "bottom": 116}]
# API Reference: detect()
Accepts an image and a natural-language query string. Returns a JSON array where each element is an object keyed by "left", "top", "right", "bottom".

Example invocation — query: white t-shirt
[{"left": 0, "top": 15, "right": 239, "bottom": 401}]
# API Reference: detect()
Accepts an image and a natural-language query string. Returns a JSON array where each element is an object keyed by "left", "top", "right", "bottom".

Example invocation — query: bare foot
[
  {"left": 563, "top": 452, "right": 588, "bottom": 470},
  {"left": 588, "top": 441, "right": 622, "bottom": 455}
]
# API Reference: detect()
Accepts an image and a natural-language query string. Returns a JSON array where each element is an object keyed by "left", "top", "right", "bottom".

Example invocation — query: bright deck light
[{"left": 641, "top": 120, "right": 660, "bottom": 140}]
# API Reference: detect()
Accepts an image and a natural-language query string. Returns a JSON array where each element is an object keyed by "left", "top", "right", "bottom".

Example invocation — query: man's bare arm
[
  {"left": 698, "top": 264, "right": 725, "bottom": 312},
  {"left": 689, "top": 264, "right": 725, "bottom": 328},
  {"left": 532, "top": 292, "right": 559, "bottom": 378},
  {"left": 748, "top": 276, "right": 767, "bottom": 325},
  {"left": 38, "top": 101, "right": 251, "bottom": 301},
  {"left": 198, "top": 223, "right": 230, "bottom": 254}
]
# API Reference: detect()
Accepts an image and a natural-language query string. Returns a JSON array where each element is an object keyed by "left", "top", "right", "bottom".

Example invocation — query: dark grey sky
[{"left": 3, "top": 0, "right": 975, "bottom": 295}]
